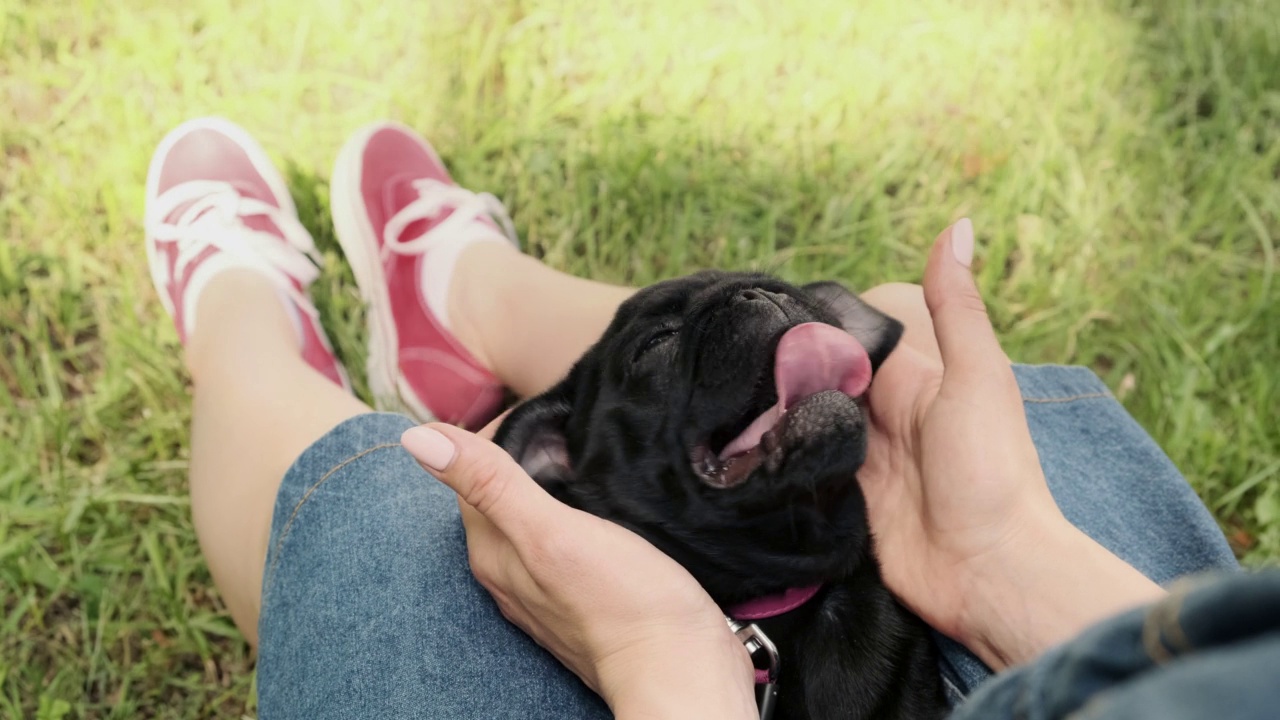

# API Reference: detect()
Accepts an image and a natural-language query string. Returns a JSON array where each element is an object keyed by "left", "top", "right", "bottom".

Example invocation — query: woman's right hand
[{"left": 858, "top": 219, "right": 1165, "bottom": 669}]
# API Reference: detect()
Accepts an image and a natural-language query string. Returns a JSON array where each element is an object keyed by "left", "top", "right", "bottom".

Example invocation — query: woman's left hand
[{"left": 401, "top": 420, "right": 756, "bottom": 720}]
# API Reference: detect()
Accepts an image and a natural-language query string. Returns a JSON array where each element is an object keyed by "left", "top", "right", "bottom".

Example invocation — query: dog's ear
[
  {"left": 803, "top": 281, "right": 904, "bottom": 369},
  {"left": 493, "top": 385, "right": 575, "bottom": 494}
]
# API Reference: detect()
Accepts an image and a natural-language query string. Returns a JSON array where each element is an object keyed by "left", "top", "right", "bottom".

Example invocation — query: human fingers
[
  {"left": 402, "top": 422, "right": 599, "bottom": 614},
  {"left": 401, "top": 423, "right": 558, "bottom": 543},
  {"left": 399, "top": 425, "right": 550, "bottom": 638},
  {"left": 921, "top": 219, "right": 1016, "bottom": 394}
]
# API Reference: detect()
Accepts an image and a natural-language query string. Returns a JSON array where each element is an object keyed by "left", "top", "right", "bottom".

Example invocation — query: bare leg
[
  {"left": 448, "top": 243, "right": 634, "bottom": 397},
  {"left": 185, "top": 269, "right": 371, "bottom": 645},
  {"left": 187, "top": 254, "right": 630, "bottom": 644},
  {"left": 448, "top": 246, "right": 938, "bottom": 396}
]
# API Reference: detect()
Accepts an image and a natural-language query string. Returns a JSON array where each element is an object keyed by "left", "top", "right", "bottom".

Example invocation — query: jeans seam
[
  {"left": 1022, "top": 391, "right": 1113, "bottom": 404},
  {"left": 260, "top": 442, "right": 404, "bottom": 606}
]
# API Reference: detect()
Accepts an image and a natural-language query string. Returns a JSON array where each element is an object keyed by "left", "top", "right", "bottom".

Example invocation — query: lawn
[{"left": 2, "top": 0, "right": 1277, "bottom": 716}]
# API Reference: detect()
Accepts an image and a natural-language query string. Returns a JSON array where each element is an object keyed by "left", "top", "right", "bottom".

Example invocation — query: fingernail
[
  {"left": 951, "top": 218, "right": 974, "bottom": 267},
  {"left": 401, "top": 426, "right": 456, "bottom": 472}
]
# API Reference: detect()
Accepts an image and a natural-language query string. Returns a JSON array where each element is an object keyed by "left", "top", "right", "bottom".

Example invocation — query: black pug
[{"left": 495, "top": 271, "right": 948, "bottom": 720}]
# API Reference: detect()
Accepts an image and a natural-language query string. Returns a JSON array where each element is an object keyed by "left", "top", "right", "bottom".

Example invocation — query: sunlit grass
[{"left": 2, "top": 0, "right": 1277, "bottom": 716}]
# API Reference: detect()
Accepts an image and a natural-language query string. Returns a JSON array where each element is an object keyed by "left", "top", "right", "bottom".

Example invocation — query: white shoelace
[
  {"left": 382, "top": 178, "right": 518, "bottom": 255},
  {"left": 146, "top": 180, "right": 321, "bottom": 318}
]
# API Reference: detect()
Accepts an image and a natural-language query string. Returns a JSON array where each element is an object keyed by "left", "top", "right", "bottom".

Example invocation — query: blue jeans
[{"left": 255, "top": 365, "right": 1241, "bottom": 718}]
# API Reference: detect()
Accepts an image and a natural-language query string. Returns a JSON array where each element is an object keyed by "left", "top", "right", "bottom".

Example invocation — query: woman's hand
[
  {"left": 859, "top": 219, "right": 1165, "bottom": 669},
  {"left": 401, "top": 421, "right": 756, "bottom": 720}
]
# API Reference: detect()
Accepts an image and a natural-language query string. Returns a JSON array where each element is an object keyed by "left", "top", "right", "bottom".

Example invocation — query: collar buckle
[{"left": 727, "top": 617, "right": 781, "bottom": 720}]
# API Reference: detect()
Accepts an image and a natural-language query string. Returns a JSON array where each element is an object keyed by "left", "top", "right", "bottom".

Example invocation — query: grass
[{"left": 1, "top": 0, "right": 1277, "bottom": 716}]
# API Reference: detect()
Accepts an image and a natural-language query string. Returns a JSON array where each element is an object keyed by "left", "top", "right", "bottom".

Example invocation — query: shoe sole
[{"left": 331, "top": 122, "right": 447, "bottom": 422}]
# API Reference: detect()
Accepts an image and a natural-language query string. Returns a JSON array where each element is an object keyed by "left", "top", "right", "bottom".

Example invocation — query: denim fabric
[
  {"left": 256, "top": 365, "right": 1238, "bottom": 718},
  {"left": 951, "top": 571, "right": 1280, "bottom": 720}
]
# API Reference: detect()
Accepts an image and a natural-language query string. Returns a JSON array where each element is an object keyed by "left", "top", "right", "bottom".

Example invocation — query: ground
[{"left": 1, "top": 0, "right": 1277, "bottom": 717}]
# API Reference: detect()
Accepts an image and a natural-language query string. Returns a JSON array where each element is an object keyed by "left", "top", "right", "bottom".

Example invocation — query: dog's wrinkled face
[{"left": 495, "top": 271, "right": 902, "bottom": 604}]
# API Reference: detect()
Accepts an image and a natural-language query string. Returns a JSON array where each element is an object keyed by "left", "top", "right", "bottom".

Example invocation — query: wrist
[
  {"left": 600, "top": 630, "right": 757, "bottom": 720},
  {"left": 954, "top": 517, "right": 1165, "bottom": 669}
]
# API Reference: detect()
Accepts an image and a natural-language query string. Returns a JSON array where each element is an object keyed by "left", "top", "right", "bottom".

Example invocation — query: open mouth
[{"left": 692, "top": 322, "right": 873, "bottom": 488}]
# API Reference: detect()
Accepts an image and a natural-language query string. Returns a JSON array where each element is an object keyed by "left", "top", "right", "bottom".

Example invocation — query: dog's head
[{"left": 495, "top": 271, "right": 902, "bottom": 604}]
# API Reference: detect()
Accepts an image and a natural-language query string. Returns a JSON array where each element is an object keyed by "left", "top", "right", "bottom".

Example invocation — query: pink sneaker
[
  {"left": 330, "top": 122, "right": 515, "bottom": 427},
  {"left": 144, "top": 117, "right": 352, "bottom": 392}
]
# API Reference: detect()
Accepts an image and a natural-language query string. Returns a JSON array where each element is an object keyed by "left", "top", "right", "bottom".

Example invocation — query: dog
[{"left": 495, "top": 271, "right": 948, "bottom": 720}]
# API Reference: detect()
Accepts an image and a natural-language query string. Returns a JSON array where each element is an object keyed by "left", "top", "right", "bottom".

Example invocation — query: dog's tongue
[{"left": 719, "top": 323, "right": 872, "bottom": 459}]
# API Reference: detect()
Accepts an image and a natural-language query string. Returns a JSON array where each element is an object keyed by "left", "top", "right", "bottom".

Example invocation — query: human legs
[
  {"left": 448, "top": 242, "right": 633, "bottom": 398},
  {"left": 146, "top": 118, "right": 378, "bottom": 643},
  {"left": 327, "top": 121, "right": 633, "bottom": 423},
  {"left": 244, "top": 253, "right": 947, "bottom": 714},
  {"left": 245, "top": 261, "right": 1236, "bottom": 712},
  {"left": 152, "top": 118, "right": 1236, "bottom": 712},
  {"left": 458, "top": 267, "right": 919, "bottom": 400},
  {"left": 150, "top": 119, "right": 634, "bottom": 647},
  {"left": 185, "top": 271, "right": 370, "bottom": 642},
  {"left": 200, "top": 244, "right": 627, "bottom": 649},
  {"left": 179, "top": 267, "right": 618, "bottom": 713}
]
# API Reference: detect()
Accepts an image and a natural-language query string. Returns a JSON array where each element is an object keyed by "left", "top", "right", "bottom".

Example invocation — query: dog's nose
[{"left": 737, "top": 288, "right": 788, "bottom": 305}]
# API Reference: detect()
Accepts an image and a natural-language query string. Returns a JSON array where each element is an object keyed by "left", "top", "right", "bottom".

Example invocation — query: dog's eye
[{"left": 634, "top": 328, "right": 679, "bottom": 362}]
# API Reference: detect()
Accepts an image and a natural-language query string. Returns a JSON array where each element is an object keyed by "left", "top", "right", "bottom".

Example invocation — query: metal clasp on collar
[{"left": 727, "top": 617, "right": 780, "bottom": 720}]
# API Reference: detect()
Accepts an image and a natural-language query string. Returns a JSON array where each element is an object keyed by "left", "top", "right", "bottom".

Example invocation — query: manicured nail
[
  {"left": 951, "top": 218, "right": 974, "bottom": 267},
  {"left": 401, "top": 426, "right": 456, "bottom": 472}
]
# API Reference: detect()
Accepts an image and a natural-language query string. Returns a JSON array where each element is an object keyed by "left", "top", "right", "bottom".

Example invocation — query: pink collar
[
  {"left": 728, "top": 584, "right": 822, "bottom": 620},
  {"left": 727, "top": 585, "right": 822, "bottom": 686}
]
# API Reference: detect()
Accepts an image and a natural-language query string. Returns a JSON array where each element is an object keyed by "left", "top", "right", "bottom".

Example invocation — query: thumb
[
  {"left": 922, "top": 218, "right": 1011, "bottom": 389},
  {"left": 401, "top": 423, "right": 555, "bottom": 539}
]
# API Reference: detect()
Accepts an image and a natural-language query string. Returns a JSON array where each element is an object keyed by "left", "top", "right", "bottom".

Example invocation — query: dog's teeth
[{"left": 699, "top": 454, "right": 721, "bottom": 477}]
